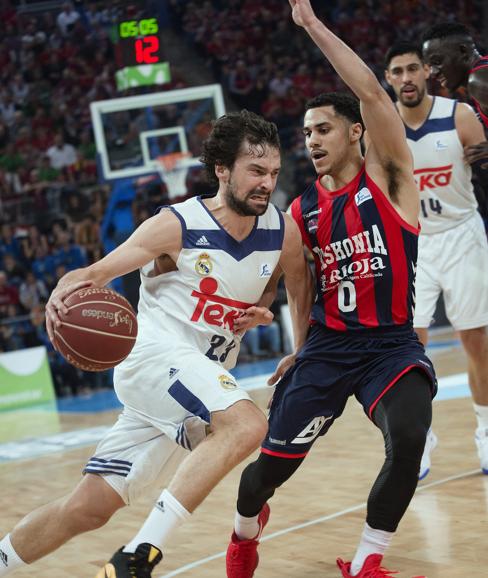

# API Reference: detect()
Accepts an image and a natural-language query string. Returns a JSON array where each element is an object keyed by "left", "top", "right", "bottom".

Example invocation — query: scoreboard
[
  {"left": 116, "top": 17, "right": 164, "bottom": 67},
  {"left": 115, "top": 17, "right": 170, "bottom": 90}
]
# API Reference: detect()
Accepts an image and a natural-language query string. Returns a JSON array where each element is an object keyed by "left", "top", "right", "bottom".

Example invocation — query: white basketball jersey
[
  {"left": 405, "top": 96, "right": 477, "bottom": 234},
  {"left": 136, "top": 196, "right": 285, "bottom": 370}
]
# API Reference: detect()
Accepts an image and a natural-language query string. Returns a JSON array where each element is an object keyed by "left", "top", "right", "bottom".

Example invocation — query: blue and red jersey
[
  {"left": 290, "top": 165, "right": 419, "bottom": 332},
  {"left": 470, "top": 55, "right": 488, "bottom": 130}
]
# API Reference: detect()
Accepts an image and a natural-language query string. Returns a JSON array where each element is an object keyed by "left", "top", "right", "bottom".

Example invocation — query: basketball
[{"left": 53, "top": 287, "right": 138, "bottom": 372}]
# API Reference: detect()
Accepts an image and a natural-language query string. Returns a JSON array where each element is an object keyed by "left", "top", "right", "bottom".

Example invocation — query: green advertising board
[
  {"left": 0, "top": 347, "right": 59, "bottom": 443},
  {"left": 116, "top": 62, "right": 171, "bottom": 91}
]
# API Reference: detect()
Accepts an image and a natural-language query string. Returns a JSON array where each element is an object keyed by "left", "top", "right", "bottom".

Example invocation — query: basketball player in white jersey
[
  {"left": 0, "top": 110, "right": 313, "bottom": 577},
  {"left": 385, "top": 42, "right": 488, "bottom": 478}
]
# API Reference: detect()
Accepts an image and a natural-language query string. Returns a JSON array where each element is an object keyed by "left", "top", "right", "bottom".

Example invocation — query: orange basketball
[{"left": 53, "top": 287, "right": 138, "bottom": 372}]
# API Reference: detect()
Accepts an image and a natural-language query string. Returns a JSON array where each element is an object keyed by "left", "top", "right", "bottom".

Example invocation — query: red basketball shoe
[
  {"left": 337, "top": 554, "right": 398, "bottom": 577},
  {"left": 226, "top": 503, "right": 270, "bottom": 578}
]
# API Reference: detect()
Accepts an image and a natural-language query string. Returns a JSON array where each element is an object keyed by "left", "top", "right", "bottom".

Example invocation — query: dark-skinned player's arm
[
  {"left": 455, "top": 102, "right": 488, "bottom": 181},
  {"left": 468, "top": 66, "right": 488, "bottom": 118},
  {"left": 268, "top": 213, "right": 314, "bottom": 385},
  {"left": 465, "top": 67, "right": 488, "bottom": 170},
  {"left": 289, "top": 0, "right": 418, "bottom": 221}
]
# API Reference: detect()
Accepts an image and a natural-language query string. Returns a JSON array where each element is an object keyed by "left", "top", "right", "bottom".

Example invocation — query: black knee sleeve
[
  {"left": 237, "top": 453, "right": 304, "bottom": 517},
  {"left": 367, "top": 369, "right": 433, "bottom": 531}
]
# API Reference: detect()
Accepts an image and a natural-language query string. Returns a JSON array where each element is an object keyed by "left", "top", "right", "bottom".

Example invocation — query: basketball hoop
[{"left": 154, "top": 152, "right": 191, "bottom": 199}]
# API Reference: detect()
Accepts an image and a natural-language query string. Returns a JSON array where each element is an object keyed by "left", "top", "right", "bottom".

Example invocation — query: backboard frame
[{"left": 90, "top": 84, "right": 225, "bottom": 181}]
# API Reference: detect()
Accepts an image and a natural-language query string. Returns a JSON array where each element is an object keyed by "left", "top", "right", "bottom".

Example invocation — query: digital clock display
[
  {"left": 116, "top": 17, "right": 164, "bottom": 67},
  {"left": 119, "top": 18, "right": 159, "bottom": 38}
]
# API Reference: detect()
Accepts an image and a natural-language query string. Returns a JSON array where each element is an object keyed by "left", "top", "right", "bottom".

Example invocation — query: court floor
[{"left": 1, "top": 331, "right": 487, "bottom": 577}]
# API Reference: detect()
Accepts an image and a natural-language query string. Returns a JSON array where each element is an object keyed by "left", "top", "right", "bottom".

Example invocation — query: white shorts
[
  {"left": 414, "top": 212, "right": 488, "bottom": 331},
  {"left": 83, "top": 333, "right": 251, "bottom": 504}
]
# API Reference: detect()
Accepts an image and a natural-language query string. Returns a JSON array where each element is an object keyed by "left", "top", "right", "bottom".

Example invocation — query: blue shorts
[{"left": 262, "top": 324, "right": 437, "bottom": 458}]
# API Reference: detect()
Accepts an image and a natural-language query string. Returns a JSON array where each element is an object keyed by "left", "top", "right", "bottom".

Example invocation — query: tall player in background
[
  {"left": 226, "top": 2, "right": 436, "bottom": 578},
  {"left": 384, "top": 41, "right": 488, "bottom": 479},
  {"left": 422, "top": 23, "right": 488, "bottom": 151},
  {"left": 0, "top": 111, "right": 313, "bottom": 577}
]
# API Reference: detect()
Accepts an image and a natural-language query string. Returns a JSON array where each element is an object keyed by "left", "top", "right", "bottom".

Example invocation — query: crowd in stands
[
  {"left": 170, "top": 0, "right": 485, "bottom": 202},
  {"left": 1, "top": 0, "right": 486, "bottom": 396}
]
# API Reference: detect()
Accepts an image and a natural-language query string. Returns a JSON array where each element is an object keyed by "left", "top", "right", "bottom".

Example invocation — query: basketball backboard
[{"left": 90, "top": 84, "right": 225, "bottom": 181}]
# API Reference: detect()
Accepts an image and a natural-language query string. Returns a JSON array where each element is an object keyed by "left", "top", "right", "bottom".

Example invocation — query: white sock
[
  {"left": 473, "top": 403, "right": 488, "bottom": 431},
  {"left": 0, "top": 535, "right": 26, "bottom": 576},
  {"left": 123, "top": 489, "right": 191, "bottom": 554},
  {"left": 234, "top": 511, "right": 260, "bottom": 540},
  {"left": 350, "top": 523, "right": 393, "bottom": 576}
]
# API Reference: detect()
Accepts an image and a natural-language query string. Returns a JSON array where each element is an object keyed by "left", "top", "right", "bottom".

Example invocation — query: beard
[
  {"left": 399, "top": 85, "right": 426, "bottom": 108},
  {"left": 225, "top": 181, "right": 270, "bottom": 216}
]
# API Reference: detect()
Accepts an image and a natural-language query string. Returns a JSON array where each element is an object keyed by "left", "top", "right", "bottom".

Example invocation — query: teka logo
[
  {"left": 414, "top": 164, "right": 453, "bottom": 192},
  {"left": 190, "top": 277, "right": 253, "bottom": 331}
]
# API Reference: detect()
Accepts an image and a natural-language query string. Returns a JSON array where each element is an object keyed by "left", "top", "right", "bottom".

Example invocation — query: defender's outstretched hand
[
  {"left": 233, "top": 306, "right": 274, "bottom": 335},
  {"left": 289, "top": 0, "right": 319, "bottom": 28},
  {"left": 268, "top": 353, "right": 296, "bottom": 386}
]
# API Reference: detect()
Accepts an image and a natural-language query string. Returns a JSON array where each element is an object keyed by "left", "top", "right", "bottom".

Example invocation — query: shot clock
[
  {"left": 116, "top": 17, "right": 163, "bottom": 66},
  {"left": 115, "top": 17, "right": 171, "bottom": 90}
]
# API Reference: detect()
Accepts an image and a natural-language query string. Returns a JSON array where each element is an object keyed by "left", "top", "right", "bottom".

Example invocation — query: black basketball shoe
[{"left": 95, "top": 543, "right": 162, "bottom": 577}]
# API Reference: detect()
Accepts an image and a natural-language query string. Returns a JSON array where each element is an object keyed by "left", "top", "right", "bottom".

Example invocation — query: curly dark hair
[
  {"left": 421, "top": 22, "right": 472, "bottom": 44},
  {"left": 200, "top": 110, "right": 280, "bottom": 185},
  {"left": 305, "top": 92, "right": 363, "bottom": 129},
  {"left": 385, "top": 41, "right": 423, "bottom": 69}
]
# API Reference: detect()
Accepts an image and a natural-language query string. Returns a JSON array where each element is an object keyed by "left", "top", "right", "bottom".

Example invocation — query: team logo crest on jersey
[
  {"left": 307, "top": 218, "right": 318, "bottom": 233},
  {"left": 195, "top": 253, "right": 213, "bottom": 276},
  {"left": 355, "top": 187, "right": 372, "bottom": 206},
  {"left": 259, "top": 263, "right": 272, "bottom": 277},
  {"left": 219, "top": 374, "right": 237, "bottom": 390}
]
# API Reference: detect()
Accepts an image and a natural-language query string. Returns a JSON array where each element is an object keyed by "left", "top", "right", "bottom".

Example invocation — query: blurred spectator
[
  {"left": 242, "top": 322, "right": 282, "bottom": 359},
  {"left": 0, "top": 271, "right": 19, "bottom": 310},
  {"left": 31, "top": 245, "right": 56, "bottom": 288},
  {"left": 57, "top": 2, "right": 80, "bottom": 36},
  {"left": 19, "top": 271, "right": 49, "bottom": 310},
  {"left": 52, "top": 230, "right": 87, "bottom": 272},
  {"left": 46, "top": 134, "right": 78, "bottom": 172},
  {"left": 2, "top": 254, "right": 25, "bottom": 287}
]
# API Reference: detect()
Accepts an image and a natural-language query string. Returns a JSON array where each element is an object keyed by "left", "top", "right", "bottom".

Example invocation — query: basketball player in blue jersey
[
  {"left": 422, "top": 22, "right": 488, "bottom": 158},
  {"left": 0, "top": 111, "right": 313, "bottom": 577},
  {"left": 226, "top": 2, "right": 436, "bottom": 577},
  {"left": 384, "top": 42, "right": 488, "bottom": 479}
]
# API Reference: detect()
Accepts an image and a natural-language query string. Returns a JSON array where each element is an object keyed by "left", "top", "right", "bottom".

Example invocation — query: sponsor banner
[
  {"left": 0, "top": 347, "right": 56, "bottom": 411},
  {"left": 116, "top": 62, "right": 171, "bottom": 90},
  {"left": 0, "top": 347, "right": 59, "bottom": 442}
]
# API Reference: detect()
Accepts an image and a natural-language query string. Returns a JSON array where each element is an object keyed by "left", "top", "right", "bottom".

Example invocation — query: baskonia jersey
[
  {"left": 136, "top": 195, "right": 284, "bottom": 370},
  {"left": 470, "top": 55, "right": 488, "bottom": 130},
  {"left": 404, "top": 96, "right": 478, "bottom": 234},
  {"left": 290, "top": 166, "right": 418, "bottom": 332}
]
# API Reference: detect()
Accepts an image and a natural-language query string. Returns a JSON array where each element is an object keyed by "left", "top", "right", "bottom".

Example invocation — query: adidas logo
[
  {"left": 169, "top": 367, "right": 179, "bottom": 379},
  {"left": 195, "top": 235, "right": 210, "bottom": 246},
  {"left": 0, "top": 549, "right": 7, "bottom": 567},
  {"left": 156, "top": 500, "right": 165, "bottom": 513}
]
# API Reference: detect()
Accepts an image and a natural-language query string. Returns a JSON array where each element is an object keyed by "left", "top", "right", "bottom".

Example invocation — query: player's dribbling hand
[
  {"left": 268, "top": 353, "right": 296, "bottom": 386},
  {"left": 464, "top": 142, "right": 488, "bottom": 168},
  {"left": 233, "top": 306, "right": 274, "bottom": 335},
  {"left": 289, "top": 0, "right": 319, "bottom": 29},
  {"left": 46, "top": 280, "right": 94, "bottom": 346}
]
